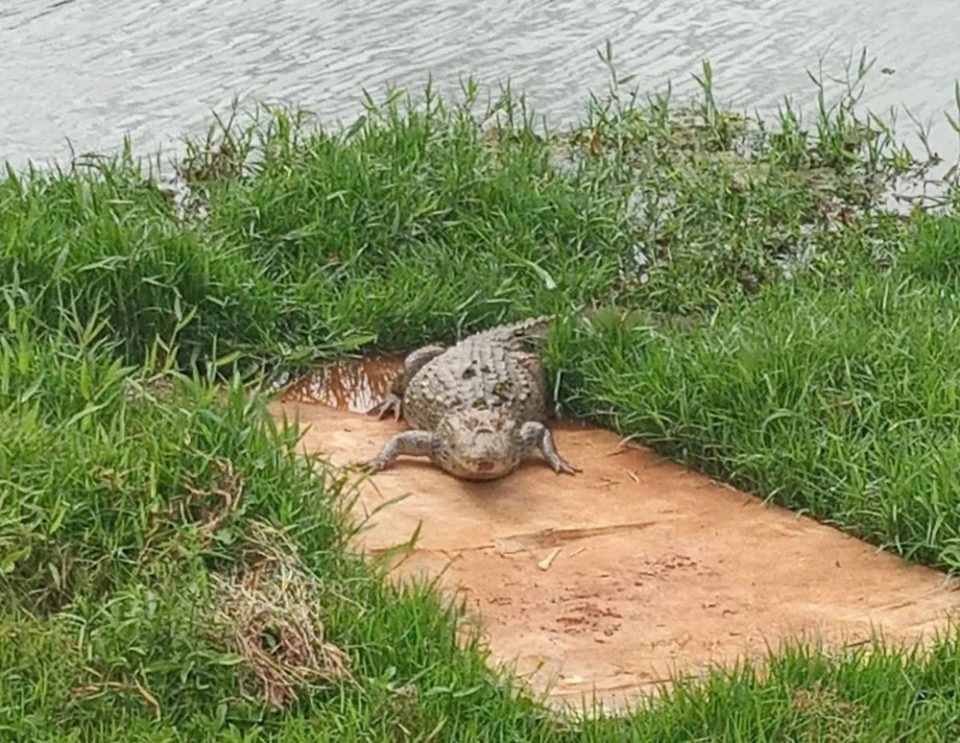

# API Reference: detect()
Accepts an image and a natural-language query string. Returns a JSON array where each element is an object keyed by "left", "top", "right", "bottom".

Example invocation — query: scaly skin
[{"left": 363, "top": 316, "right": 578, "bottom": 481}]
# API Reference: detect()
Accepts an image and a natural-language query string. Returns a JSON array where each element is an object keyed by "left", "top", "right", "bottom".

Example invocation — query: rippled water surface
[{"left": 2, "top": 0, "right": 959, "bottom": 167}]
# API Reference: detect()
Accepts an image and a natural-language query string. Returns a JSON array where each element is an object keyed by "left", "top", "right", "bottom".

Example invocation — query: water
[
  {"left": 2, "top": 0, "right": 959, "bottom": 169},
  {"left": 281, "top": 357, "right": 403, "bottom": 413}
]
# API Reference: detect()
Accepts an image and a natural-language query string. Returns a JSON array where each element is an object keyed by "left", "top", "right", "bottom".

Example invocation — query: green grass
[
  {"left": 554, "top": 217, "right": 960, "bottom": 570},
  {"left": 4, "top": 50, "right": 960, "bottom": 739},
  {"left": 0, "top": 309, "right": 560, "bottom": 740}
]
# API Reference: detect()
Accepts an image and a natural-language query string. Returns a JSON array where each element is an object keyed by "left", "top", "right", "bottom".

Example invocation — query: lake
[{"left": 2, "top": 0, "right": 958, "bottom": 168}]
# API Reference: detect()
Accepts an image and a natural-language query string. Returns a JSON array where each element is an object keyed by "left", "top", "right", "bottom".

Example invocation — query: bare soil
[{"left": 270, "top": 360, "right": 960, "bottom": 713}]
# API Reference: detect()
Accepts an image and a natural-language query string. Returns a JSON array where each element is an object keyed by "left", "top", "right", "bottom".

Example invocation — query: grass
[
  {"left": 554, "top": 218, "right": 960, "bottom": 569},
  {"left": 4, "top": 46, "right": 960, "bottom": 739},
  {"left": 0, "top": 309, "right": 560, "bottom": 740}
]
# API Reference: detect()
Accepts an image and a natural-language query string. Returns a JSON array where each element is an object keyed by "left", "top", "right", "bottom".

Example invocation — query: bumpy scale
[{"left": 362, "top": 316, "right": 579, "bottom": 481}]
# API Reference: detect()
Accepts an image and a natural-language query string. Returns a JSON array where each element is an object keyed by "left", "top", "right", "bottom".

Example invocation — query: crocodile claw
[
  {"left": 354, "top": 457, "right": 384, "bottom": 473},
  {"left": 368, "top": 393, "right": 403, "bottom": 421},
  {"left": 552, "top": 458, "right": 581, "bottom": 476}
]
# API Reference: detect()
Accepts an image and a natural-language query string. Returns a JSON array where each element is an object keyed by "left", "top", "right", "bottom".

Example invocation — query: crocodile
[{"left": 360, "top": 316, "right": 579, "bottom": 481}]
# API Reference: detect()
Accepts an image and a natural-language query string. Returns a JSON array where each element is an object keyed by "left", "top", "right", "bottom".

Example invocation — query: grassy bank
[
  {"left": 555, "top": 214, "right": 960, "bottom": 570},
  {"left": 4, "top": 57, "right": 960, "bottom": 739}
]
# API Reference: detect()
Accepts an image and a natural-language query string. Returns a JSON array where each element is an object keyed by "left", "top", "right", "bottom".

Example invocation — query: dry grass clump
[{"left": 210, "top": 523, "right": 352, "bottom": 709}]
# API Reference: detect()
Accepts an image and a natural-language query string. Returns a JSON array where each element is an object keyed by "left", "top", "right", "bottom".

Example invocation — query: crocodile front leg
[
  {"left": 360, "top": 430, "right": 437, "bottom": 472},
  {"left": 368, "top": 344, "right": 446, "bottom": 420},
  {"left": 519, "top": 421, "right": 580, "bottom": 475}
]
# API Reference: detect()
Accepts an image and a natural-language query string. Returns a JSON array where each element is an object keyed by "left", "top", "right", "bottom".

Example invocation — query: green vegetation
[
  {"left": 4, "top": 48, "right": 960, "bottom": 739},
  {"left": 560, "top": 251, "right": 960, "bottom": 569}
]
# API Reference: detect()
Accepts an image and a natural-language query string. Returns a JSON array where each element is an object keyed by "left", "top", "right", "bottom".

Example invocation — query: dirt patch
[{"left": 270, "top": 361, "right": 960, "bottom": 713}]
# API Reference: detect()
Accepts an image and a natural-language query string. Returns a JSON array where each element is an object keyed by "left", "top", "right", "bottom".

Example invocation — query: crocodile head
[{"left": 433, "top": 408, "right": 523, "bottom": 481}]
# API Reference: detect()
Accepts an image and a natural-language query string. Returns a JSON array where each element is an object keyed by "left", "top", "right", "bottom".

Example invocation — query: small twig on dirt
[{"left": 538, "top": 547, "right": 562, "bottom": 571}]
